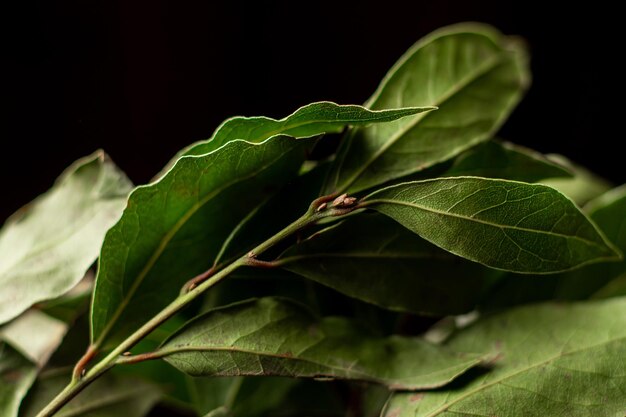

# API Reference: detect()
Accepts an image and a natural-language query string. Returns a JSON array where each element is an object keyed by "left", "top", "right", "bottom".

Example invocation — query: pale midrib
[
  {"left": 158, "top": 344, "right": 474, "bottom": 387},
  {"left": 335, "top": 54, "right": 504, "bottom": 193},
  {"left": 366, "top": 198, "right": 607, "bottom": 249},
  {"left": 58, "top": 386, "right": 155, "bottom": 417},
  {"left": 94, "top": 146, "right": 294, "bottom": 346},
  {"left": 160, "top": 344, "right": 373, "bottom": 380},
  {"left": 423, "top": 333, "right": 626, "bottom": 417}
]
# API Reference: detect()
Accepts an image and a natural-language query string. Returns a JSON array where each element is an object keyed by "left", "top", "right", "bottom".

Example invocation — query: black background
[{"left": 3, "top": 1, "right": 623, "bottom": 222}]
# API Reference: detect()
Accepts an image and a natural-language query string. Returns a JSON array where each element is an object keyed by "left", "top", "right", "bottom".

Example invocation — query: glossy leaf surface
[
  {"left": 160, "top": 102, "right": 433, "bottom": 176},
  {"left": 91, "top": 136, "right": 313, "bottom": 347},
  {"left": 326, "top": 23, "right": 529, "bottom": 194}
]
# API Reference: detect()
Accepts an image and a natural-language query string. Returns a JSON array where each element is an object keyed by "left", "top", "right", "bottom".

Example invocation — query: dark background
[{"left": 3, "top": 1, "right": 623, "bottom": 222}]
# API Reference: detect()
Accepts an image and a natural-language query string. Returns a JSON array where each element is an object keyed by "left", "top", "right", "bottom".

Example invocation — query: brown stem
[
  {"left": 242, "top": 257, "right": 282, "bottom": 269},
  {"left": 72, "top": 345, "right": 97, "bottom": 381},
  {"left": 181, "top": 266, "right": 216, "bottom": 293},
  {"left": 116, "top": 351, "right": 162, "bottom": 365}
]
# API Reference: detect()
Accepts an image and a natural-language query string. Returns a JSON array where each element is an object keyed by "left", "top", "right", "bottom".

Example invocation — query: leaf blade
[
  {"left": 158, "top": 298, "right": 484, "bottom": 390},
  {"left": 0, "top": 344, "right": 37, "bottom": 417},
  {"left": 364, "top": 177, "right": 620, "bottom": 273},
  {"left": 384, "top": 298, "right": 626, "bottom": 417},
  {"left": 91, "top": 136, "right": 314, "bottom": 347},
  {"left": 0, "top": 152, "right": 132, "bottom": 325},
  {"left": 19, "top": 371, "right": 160, "bottom": 417},
  {"left": 326, "top": 23, "right": 530, "bottom": 194},
  {"left": 443, "top": 140, "right": 572, "bottom": 182},
  {"left": 161, "top": 102, "right": 433, "bottom": 174},
  {"left": 280, "top": 214, "right": 494, "bottom": 315},
  {"left": 0, "top": 311, "right": 68, "bottom": 417}
]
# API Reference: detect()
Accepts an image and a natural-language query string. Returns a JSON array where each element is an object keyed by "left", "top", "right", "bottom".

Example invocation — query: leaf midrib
[
  {"left": 334, "top": 52, "right": 505, "bottom": 193},
  {"left": 423, "top": 333, "right": 626, "bottom": 417},
  {"left": 159, "top": 345, "right": 478, "bottom": 389},
  {"left": 366, "top": 198, "right": 609, "bottom": 251},
  {"left": 93, "top": 143, "right": 297, "bottom": 346}
]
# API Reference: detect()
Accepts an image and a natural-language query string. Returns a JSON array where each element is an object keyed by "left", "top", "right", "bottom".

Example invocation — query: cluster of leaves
[{"left": 1, "top": 23, "right": 625, "bottom": 417}]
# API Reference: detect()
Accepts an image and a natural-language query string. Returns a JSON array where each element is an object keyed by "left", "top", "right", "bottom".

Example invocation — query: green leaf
[
  {"left": 325, "top": 23, "right": 529, "bottom": 194},
  {"left": 208, "top": 162, "right": 330, "bottom": 268},
  {"left": 0, "top": 311, "right": 68, "bottom": 368},
  {"left": 541, "top": 155, "right": 611, "bottom": 205},
  {"left": 280, "top": 214, "right": 494, "bottom": 315},
  {"left": 592, "top": 273, "right": 626, "bottom": 298},
  {"left": 482, "top": 184, "right": 626, "bottom": 309},
  {"left": 442, "top": 140, "right": 571, "bottom": 182},
  {"left": 1, "top": 344, "right": 36, "bottom": 417},
  {"left": 584, "top": 184, "right": 626, "bottom": 278},
  {"left": 161, "top": 102, "right": 434, "bottom": 174},
  {"left": 91, "top": 136, "right": 314, "bottom": 348},
  {"left": 0, "top": 152, "right": 132, "bottom": 325},
  {"left": 0, "top": 311, "right": 68, "bottom": 417},
  {"left": 37, "top": 277, "right": 92, "bottom": 325},
  {"left": 191, "top": 377, "right": 299, "bottom": 417},
  {"left": 111, "top": 315, "right": 192, "bottom": 409},
  {"left": 19, "top": 371, "right": 160, "bottom": 417},
  {"left": 363, "top": 177, "right": 620, "bottom": 273},
  {"left": 383, "top": 297, "right": 626, "bottom": 417},
  {"left": 555, "top": 184, "right": 626, "bottom": 299},
  {"left": 158, "top": 297, "right": 484, "bottom": 390}
]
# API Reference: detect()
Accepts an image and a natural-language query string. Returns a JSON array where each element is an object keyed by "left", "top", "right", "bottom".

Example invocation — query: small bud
[
  {"left": 122, "top": 351, "right": 132, "bottom": 356},
  {"left": 332, "top": 193, "right": 348, "bottom": 207},
  {"left": 316, "top": 202, "right": 327, "bottom": 212},
  {"left": 342, "top": 196, "right": 357, "bottom": 206}
]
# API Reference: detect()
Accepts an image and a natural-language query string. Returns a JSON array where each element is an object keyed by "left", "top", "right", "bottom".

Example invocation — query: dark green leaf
[
  {"left": 209, "top": 162, "right": 330, "bottom": 268},
  {"left": 325, "top": 23, "right": 529, "bottom": 194},
  {"left": 161, "top": 102, "right": 434, "bottom": 174},
  {"left": 158, "top": 298, "right": 484, "bottom": 390},
  {"left": 91, "top": 136, "right": 314, "bottom": 348},
  {"left": 19, "top": 371, "right": 160, "bottom": 417},
  {"left": 0, "top": 311, "right": 68, "bottom": 417},
  {"left": 111, "top": 315, "right": 192, "bottom": 409},
  {"left": 191, "top": 377, "right": 298, "bottom": 417},
  {"left": 280, "top": 214, "right": 495, "bottom": 315},
  {"left": 364, "top": 177, "right": 620, "bottom": 273},
  {"left": 0, "top": 152, "right": 132, "bottom": 325},
  {"left": 383, "top": 297, "right": 626, "bottom": 417},
  {"left": 442, "top": 140, "right": 571, "bottom": 182}
]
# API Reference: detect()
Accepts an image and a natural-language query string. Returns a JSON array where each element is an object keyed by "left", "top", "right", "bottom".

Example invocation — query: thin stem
[{"left": 35, "top": 195, "right": 352, "bottom": 417}]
